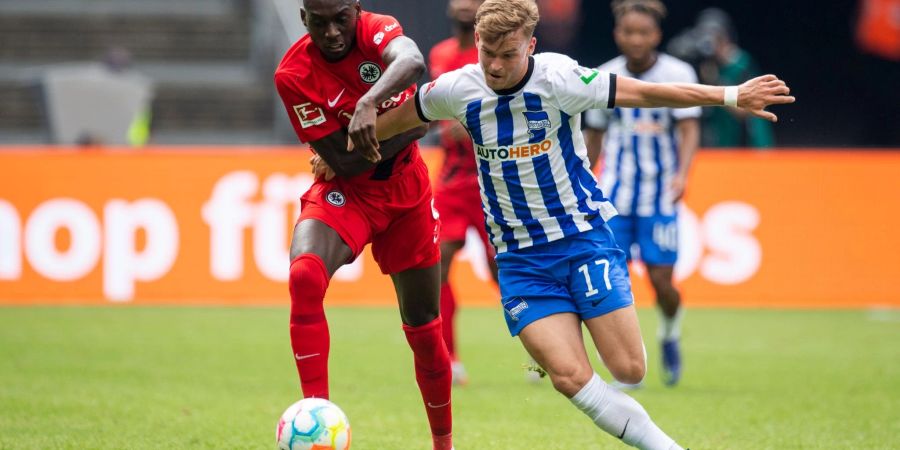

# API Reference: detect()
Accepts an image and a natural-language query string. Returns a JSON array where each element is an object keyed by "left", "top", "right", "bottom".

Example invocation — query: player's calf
[
  {"left": 289, "top": 253, "right": 331, "bottom": 399},
  {"left": 605, "top": 348, "right": 647, "bottom": 385},
  {"left": 403, "top": 317, "right": 453, "bottom": 444},
  {"left": 570, "top": 373, "right": 683, "bottom": 450}
]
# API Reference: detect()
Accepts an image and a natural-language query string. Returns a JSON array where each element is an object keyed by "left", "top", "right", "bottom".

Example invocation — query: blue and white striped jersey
[
  {"left": 415, "top": 52, "right": 618, "bottom": 254},
  {"left": 584, "top": 54, "right": 701, "bottom": 217}
]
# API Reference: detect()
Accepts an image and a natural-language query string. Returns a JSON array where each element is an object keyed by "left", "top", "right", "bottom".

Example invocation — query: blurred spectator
[
  {"left": 668, "top": 8, "right": 774, "bottom": 148},
  {"left": 856, "top": 0, "right": 900, "bottom": 61},
  {"left": 534, "top": 0, "right": 582, "bottom": 51},
  {"left": 42, "top": 47, "right": 153, "bottom": 147},
  {"left": 855, "top": 0, "right": 900, "bottom": 145}
]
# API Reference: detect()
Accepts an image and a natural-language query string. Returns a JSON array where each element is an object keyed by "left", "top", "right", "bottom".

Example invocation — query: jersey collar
[{"left": 492, "top": 56, "right": 535, "bottom": 96}]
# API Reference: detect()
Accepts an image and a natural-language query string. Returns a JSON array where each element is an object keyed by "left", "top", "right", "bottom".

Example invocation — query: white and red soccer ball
[{"left": 276, "top": 398, "right": 351, "bottom": 450}]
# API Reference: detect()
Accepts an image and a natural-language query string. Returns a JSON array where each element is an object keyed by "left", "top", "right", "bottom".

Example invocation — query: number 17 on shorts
[{"left": 570, "top": 251, "right": 634, "bottom": 319}]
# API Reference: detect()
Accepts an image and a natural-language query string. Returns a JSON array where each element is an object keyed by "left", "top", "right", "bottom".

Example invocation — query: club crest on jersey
[
  {"left": 503, "top": 297, "right": 529, "bottom": 321},
  {"left": 293, "top": 103, "right": 326, "bottom": 129},
  {"left": 325, "top": 190, "right": 346, "bottom": 207},
  {"left": 359, "top": 62, "right": 381, "bottom": 84},
  {"left": 523, "top": 111, "right": 551, "bottom": 140}
]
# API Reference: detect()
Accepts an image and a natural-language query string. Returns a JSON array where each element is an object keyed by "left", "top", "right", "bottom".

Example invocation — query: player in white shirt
[
  {"left": 343, "top": 0, "right": 793, "bottom": 448},
  {"left": 584, "top": 0, "right": 700, "bottom": 387}
]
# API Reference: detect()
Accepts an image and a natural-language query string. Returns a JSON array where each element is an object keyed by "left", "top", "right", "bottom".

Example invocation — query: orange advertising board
[{"left": 0, "top": 147, "right": 898, "bottom": 308}]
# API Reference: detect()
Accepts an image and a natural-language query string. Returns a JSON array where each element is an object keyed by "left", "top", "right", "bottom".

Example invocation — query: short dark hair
[{"left": 611, "top": 0, "right": 667, "bottom": 25}]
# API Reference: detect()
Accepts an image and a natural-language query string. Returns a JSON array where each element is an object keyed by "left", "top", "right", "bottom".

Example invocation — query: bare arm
[
  {"left": 583, "top": 128, "right": 606, "bottom": 171},
  {"left": 615, "top": 74, "right": 795, "bottom": 122},
  {"left": 311, "top": 124, "right": 427, "bottom": 178},
  {"left": 348, "top": 36, "right": 426, "bottom": 161},
  {"left": 671, "top": 118, "right": 700, "bottom": 201},
  {"left": 354, "top": 98, "right": 427, "bottom": 144}
]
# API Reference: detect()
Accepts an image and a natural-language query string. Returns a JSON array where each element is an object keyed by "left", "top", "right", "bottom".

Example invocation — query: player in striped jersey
[
  {"left": 583, "top": 0, "right": 699, "bottom": 388},
  {"left": 347, "top": 1, "right": 793, "bottom": 448}
]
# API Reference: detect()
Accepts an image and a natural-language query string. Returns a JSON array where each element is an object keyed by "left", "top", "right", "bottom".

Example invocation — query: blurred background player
[
  {"left": 583, "top": 0, "right": 700, "bottom": 387},
  {"left": 273, "top": 1, "right": 453, "bottom": 448},
  {"left": 428, "top": 0, "right": 496, "bottom": 386},
  {"left": 667, "top": 8, "right": 774, "bottom": 148},
  {"left": 363, "top": 0, "right": 793, "bottom": 447}
]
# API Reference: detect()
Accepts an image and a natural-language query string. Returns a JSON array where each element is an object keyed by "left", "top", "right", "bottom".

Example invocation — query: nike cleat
[{"left": 661, "top": 339, "right": 682, "bottom": 386}]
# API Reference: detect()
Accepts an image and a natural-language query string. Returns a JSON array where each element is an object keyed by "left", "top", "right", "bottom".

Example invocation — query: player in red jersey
[
  {"left": 428, "top": 0, "right": 496, "bottom": 386},
  {"left": 273, "top": 1, "right": 453, "bottom": 448}
]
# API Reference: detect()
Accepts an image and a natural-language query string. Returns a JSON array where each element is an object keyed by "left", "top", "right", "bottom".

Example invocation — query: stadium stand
[{"left": 0, "top": 0, "right": 277, "bottom": 144}]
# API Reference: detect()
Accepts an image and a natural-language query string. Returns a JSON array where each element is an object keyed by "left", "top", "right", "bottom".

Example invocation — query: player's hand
[
  {"left": 347, "top": 98, "right": 382, "bottom": 163},
  {"left": 737, "top": 75, "right": 796, "bottom": 122},
  {"left": 310, "top": 154, "right": 335, "bottom": 181},
  {"left": 670, "top": 173, "right": 687, "bottom": 202}
]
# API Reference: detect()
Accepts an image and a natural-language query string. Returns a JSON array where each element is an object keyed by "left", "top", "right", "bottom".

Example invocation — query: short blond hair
[{"left": 475, "top": 0, "right": 540, "bottom": 43}]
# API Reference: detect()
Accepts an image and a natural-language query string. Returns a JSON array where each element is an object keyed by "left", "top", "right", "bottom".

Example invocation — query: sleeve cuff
[
  {"left": 607, "top": 73, "right": 617, "bottom": 109},
  {"left": 414, "top": 90, "right": 431, "bottom": 123}
]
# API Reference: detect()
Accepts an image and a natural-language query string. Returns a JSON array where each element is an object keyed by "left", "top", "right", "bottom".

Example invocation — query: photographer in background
[{"left": 668, "top": 8, "right": 774, "bottom": 148}]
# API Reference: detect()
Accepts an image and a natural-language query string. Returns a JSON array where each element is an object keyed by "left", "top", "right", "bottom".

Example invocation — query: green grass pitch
[{"left": 0, "top": 306, "right": 897, "bottom": 449}]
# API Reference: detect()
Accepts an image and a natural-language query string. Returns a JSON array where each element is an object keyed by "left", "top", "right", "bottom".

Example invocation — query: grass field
[{"left": 0, "top": 306, "right": 897, "bottom": 449}]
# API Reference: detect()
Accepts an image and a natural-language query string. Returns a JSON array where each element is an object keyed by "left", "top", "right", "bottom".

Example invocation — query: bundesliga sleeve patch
[
  {"left": 573, "top": 66, "right": 600, "bottom": 85},
  {"left": 293, "top": 103, "right": 327, "bottom": 129}
]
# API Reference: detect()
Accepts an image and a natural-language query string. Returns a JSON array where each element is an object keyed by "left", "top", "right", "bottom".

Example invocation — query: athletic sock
[
  {"left": 403, "top": 317, "right": 453, "bottom": 438},
  {"left": 439, "top": 282, "right": 457, "bottom": 359},
  {"left": 657, "top": 307, "right": 684, "bottom": 342},
  {"left": 288, "top": 254, "right": 330, "bottom": 399},
  {"left": 570, "top": 373, "right": 683, "bottom": 450}
]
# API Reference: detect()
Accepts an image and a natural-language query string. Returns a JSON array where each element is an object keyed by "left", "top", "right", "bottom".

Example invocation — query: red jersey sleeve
[
  {"left": 358, "top": 12, "right": 405, "bottom": 56},
  {"left": 274, "top": 71, "right": 342, "bottom": 143}
]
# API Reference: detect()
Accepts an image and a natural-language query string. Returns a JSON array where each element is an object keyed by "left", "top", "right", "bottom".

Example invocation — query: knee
[
  {"left": 402, "top": 305, "right": 439, "bottom": 328},
  {"left": 609, "top": 355, "right": 646, "bottom": 385},
  {"left": 289, "top": 254, "right": 329, "bottom": 312},
  {"left": 648, "top": 273, "right": 671, "bottom": 293},
  {"left": 549, "top": 363, "right": 594, "bottom": 398}
]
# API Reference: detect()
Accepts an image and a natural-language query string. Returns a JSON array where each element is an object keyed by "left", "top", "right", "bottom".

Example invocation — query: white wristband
[{"left": 724, "top": 86, "right": 739, "bottom": 107}]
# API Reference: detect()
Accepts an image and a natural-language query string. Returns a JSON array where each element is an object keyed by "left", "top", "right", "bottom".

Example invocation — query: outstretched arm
[
  {"left": 312, "top": 124, "right": 427, "bottom": 178},
  {"left": 616, "top": 74, "right": 795, "bottom": 122},
  {"left": 348, "top": 36, "right": 426, "bottom": 161},
  {"left": 345, "top": 98, "right": 426, "bottom": 148}
]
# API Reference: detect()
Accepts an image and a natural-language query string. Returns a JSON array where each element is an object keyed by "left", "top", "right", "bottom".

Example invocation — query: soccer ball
[{"left": 276, "top": 398, "right": 351, "bottom": 450}]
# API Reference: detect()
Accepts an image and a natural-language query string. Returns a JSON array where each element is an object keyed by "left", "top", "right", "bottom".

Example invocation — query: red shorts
[
  {"left": 433, "top": 184, "right": 492, "bottom": 255},
  {"left": 298, "top": 158, "right": 440, "bottom": 275}
]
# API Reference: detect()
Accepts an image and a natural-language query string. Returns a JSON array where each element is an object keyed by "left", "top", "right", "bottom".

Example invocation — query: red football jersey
[
  {"left": 274, "top": 11, "right": 418, "bottom": 180},
  {"left": 428, "top": 37, "right": 479, "bottom": 193}
]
